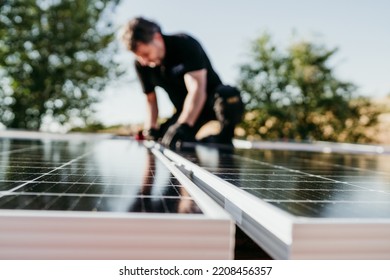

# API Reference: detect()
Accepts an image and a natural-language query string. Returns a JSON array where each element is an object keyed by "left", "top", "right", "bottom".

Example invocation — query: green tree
[
  {"left": 0, "top": 0, "right": 121, "bottom": 130},
  {"left": 238, "top": 33, "right": 380, "bottom": 143}
]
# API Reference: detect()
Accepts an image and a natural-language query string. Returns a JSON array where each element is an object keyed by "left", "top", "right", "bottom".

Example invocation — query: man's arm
[
  {"left": 161, "top": 69, "right": 206, "bottom": 147},
  {"left": 145, "top": 91, "right": 159, "bottom": 130},
  {"left": 177, "top": 69, "right": 207, "bottom": 126}
]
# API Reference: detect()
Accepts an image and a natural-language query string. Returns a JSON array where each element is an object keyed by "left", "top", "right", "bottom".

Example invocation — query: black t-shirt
[{"left": 135, "top": 34, "right": 222, "bottom": 112}]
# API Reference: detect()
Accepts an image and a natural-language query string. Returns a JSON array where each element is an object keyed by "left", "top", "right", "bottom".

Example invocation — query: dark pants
[{"left": 160, "top": 85, "right": 244, "bottom": 142}]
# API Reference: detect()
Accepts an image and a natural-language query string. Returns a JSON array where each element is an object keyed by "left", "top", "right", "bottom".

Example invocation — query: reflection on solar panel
[
  {"left": 0, "top": 134, "right": 233, "bottom": 259},
  {"left": 162, "top": 144, "right": 390, "bottom": 259}
]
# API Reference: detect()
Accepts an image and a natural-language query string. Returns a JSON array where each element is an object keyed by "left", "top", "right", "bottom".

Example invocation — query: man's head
[{"left": 121, "top": 17, "right": 165, "bottom": 67}]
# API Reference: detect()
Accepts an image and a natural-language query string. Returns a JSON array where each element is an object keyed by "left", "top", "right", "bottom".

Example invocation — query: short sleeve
[{"left": 180, "top": 36, "right": 208, "bottom": 73}]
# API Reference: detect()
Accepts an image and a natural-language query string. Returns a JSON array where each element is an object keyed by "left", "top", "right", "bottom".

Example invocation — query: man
[{"left": 121, "top": 17, "right": 243, "bottom": 148}]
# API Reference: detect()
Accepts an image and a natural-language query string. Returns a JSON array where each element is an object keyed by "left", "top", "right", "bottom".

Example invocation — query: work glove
[
  {"left": 143, "top": 128, "right": 161, "bottom": 141},
  {"left": 161, "top": 123, "right": 195, "bottom": 149}
]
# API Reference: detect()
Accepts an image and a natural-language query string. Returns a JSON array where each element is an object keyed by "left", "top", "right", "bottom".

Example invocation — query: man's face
[{"left": 134, "top": 33, "right": 165, "bottom": 67}]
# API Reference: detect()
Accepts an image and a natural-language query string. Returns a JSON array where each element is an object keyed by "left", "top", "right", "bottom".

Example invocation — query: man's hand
[
  {"left": 161, "top": 123, "right": 195, "bottom": 148},
  {"left": 143, "top": 128, "right": 161, "bottom": 140}
]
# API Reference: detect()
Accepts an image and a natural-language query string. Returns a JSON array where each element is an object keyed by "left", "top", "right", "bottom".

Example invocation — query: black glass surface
[
  {"left": 0, "top": 138, "right": 201, "bottom": 214},
  {"left": 176, "top": 145, "right": 390, "bottom": 218}
]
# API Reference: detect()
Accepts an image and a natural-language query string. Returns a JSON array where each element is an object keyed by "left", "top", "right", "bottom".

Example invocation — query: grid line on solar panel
[
  {"left": 197, "top": 157, "right": 380, "bottom": 194},
  {"left": 201, "top": 153, "right": 390, "bottom": 194},
  {"left": 243, "top": 188, "right": 390, "bottom": 201},
  {"left": 2, "top": 180, "right": 181, "bottom": 187},
  {"left": 204, "top": 167, "right": 385, "bottom": 175},
  {"left": 221, "top": 179, "right": 380, "bottom": 191},
  {"left": 0, "top": 167, "right": 60, "bottom": 173},
  {"left": 35, "top": 176, "right": 179, "bottom": 185},
  {"left": 0, "top": 162, "right": 62, "bottom": 168},
  {"left": 11, "top": 181, "right": 187, "bottom": 197},
  {"left": 299, "top": 157, "right": 390, "bottom": 176},
  {"left": 0, "top": 181, "right": 27, "bottom": 191},
  {"left": 0, "top": 192, "right": 189, "bottom": 199},
  {"left": 230, "top": 154, "right": 378, "bottom": 192},
  {"left": 4, "top": 150, "right": 93, "bottom": 193},
  {"left": 0, "top": 146, "right": 41, "bottom": 156},
  {"left": 19, "top": 168, "right": 174, "bottom": 176},
  {"left": 238, "top": 182, "right": 370, "bottom": 189},
  {"left": 217, "top": 175, "right": 332, "bottom": 181},
  {"left": 317, "top": 175, "right": 390, "bottom": 181},
  {"left": 241, "top": 188, "right": 375, "bottom": 191},
  {"left": 204, "top": 168, "right": 288, "bottom": 173}
]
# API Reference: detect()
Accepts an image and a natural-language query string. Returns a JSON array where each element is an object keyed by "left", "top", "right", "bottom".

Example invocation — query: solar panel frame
[{"left": 233, "top": 139, "right": 390, "bottom": 154}]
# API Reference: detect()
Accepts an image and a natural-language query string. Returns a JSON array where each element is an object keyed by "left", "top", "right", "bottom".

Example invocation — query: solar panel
[
  {"left": 161, "top": 143, "right": 390, "bottom": 259},
  {"left": 0, "top": 133, "right": 233, "bottom": 259}
]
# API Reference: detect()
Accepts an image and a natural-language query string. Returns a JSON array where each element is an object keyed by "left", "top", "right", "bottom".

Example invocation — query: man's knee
[{"left": 214, "top": 85, "right": 244, "bottom": 125}]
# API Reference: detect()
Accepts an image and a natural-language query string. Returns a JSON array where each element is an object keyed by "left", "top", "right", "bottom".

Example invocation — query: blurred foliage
[
  {"left": 0, "top": 0, "right": 122, "bottom": 130},
  {"left": 238, "top": 33, "right": 381, "bottom": 143},
  {"left": 70, "top": 123, "right": 143, "bottom": 137},
  {"left": 69, "top": 121, "right": 105, "bottom": 133}
]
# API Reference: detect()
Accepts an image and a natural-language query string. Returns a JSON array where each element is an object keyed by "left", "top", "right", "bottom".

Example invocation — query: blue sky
[{"left": 95, "top": 0, "right": 390, "bottom": 125}]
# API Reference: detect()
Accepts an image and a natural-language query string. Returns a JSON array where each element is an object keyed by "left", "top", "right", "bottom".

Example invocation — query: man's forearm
[
  {"left": 177, "top": 69, "right": 207, "bottom": 126},
  {"left": 177, "top": 89, "right": 207, "bottom": 126},
  {"left": 145, "top": 92, "right": 159, "bottom": 129},
  {"left": 145, "top": 110, "right": 158, "bottom": 129}
]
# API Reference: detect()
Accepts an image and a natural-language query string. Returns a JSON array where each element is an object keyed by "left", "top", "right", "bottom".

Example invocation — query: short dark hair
[{"left": 121, "top": 17, "right": 162, "bottom": 51}]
